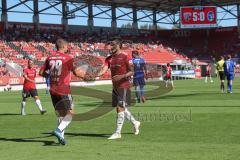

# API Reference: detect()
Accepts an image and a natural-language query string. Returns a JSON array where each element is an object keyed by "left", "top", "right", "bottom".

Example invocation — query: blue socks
[
  {"left": 228, "top": 82, "right": 232, "bottom": 92},
  {"left": 229, "top": 84, "right": 232, "bottom": 92}
]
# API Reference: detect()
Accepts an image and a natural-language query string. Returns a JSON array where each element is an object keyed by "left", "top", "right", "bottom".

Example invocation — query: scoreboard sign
[{"left": 180, "top": 6, "right": 217, "bottom": 29}]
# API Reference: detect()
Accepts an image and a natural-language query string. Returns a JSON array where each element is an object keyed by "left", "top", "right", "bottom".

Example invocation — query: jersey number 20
[{"left": 49, "top": 60, "right": 62, "bottom": 82}]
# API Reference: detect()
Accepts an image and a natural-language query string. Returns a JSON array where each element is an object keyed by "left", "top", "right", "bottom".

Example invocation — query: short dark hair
[
  {"left": 56, "top": 38, "right": 67, "bottom": 50},
  {"left": 227, "top": 54, "right": 231, "bottom": 59},
  {"left": 132, "top": 50, "right": 139, "bottom": 58},
  {"left": 111, "top": 39, "right": 123, "bottom": 49}
]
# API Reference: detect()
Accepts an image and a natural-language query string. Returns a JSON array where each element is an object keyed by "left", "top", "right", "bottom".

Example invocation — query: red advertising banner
[
  {"left": 7, "top": 22, "right": 63, "bottom": 30},
  {"left": 180, "top": 6, "right": 217, "bottom": 29},
  {"left": 0, "top": 77, "right": 24, "bottom": 86},
  {"left": 0, "top": 75, "right": 111, "bottom": 86},
  {"left": 0, "top": 76, "right": 45, "bottom": 86}
]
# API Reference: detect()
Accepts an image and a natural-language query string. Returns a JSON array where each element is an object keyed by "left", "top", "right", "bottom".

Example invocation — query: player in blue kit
[
  {"left": 131, "top": 51, "right": 147, "bottom": 103},
  {"left": 224, "top": 55, "right": 235, "bottom": 93},
  {"left": 45, "top": 70, "right": 50, "bottom": 95}
]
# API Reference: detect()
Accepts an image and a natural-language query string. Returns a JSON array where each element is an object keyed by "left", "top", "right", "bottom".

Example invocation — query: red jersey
[
  {"left": 23, "top": 67, "right": 36, "bottom": 90},
  {"left": 166, "top": 66, "right": 172, "bottom": 78},
  {"left": 105, "top": 53, "right": 131, "bottom": 89},
  {"left": 40, "top": 51, "right": 74, "bottom": 95}
]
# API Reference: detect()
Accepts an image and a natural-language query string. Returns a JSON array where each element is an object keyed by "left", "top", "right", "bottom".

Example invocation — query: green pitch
[{"left": 0, "top": 79, "right": 240, "bottom": 160}]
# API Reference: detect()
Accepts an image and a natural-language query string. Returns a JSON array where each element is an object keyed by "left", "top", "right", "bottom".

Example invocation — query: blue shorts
[
  {"left": 46, "top": 80, "right": 50, "bottom": 87},
  {"left": 133, "top": 77, "right": 145, "bottom": 86},
  {"left": 226, "top": 73, "right": 234, "bottom": 81}
]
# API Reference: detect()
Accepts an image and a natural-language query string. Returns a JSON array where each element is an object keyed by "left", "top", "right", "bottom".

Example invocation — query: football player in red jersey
[
  {"left": 205, "top": 64, "right": 213, "bottom": 83},
  {"left": 165, "top": 63, "right": 174, "bottom": 88},
  {"left": 97, "top": 40, "right": 140, "bottom": 140},
  {"left": 21, "top": 59, "right": 46, "bottom": 115},
  {"left": 39, "top": 39, "right": 85, "bottom": 145}
]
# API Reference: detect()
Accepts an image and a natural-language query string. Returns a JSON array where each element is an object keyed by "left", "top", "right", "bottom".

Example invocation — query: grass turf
[{"left": 0, "top": 78, "right": 240, "bottom": 160}]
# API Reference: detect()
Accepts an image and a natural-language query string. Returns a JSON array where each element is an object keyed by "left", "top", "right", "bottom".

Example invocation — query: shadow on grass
[
  {"left": 153, "top": 93, "right": 199, "bottom": 100},
  {"left": 0, "top": 137, "right": 58, "bottom": 146},
  {"left": 66, "top": 133, "right": 109, "bottom": 138},
  {"left": 42, "top": 132, "right": 135, "bottom": 138},
  {"left": 71, "top": 81, "right": 173, "bottom": 122},
  {"left": 42, "top": 132, "right": 108, "bottom": 138},
  {"left": 0, "top": 113, "right": 20, "bottom": 116}
]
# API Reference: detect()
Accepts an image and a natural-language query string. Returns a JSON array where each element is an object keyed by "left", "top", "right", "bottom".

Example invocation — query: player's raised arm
[
  {"left": 97, "top": 65, "right": 109, "bottom": 77},
  {"left": 73, "top": 67, "right": 85, "bottom": 79},
  {"left": 39, "top": 58, "right": 48, "bottom": 77},
  {"left": 71, "top": 58, "right": 89, "bottom": 79},
  {"left": 96, "top": 55, "right": 111, "bottom": 78},
  {"left": 39, "top": 69, "right": 45, "bottom": 77}
]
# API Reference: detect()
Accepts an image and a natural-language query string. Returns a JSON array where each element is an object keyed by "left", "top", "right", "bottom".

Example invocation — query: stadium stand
[
  {"left": 159, "top": 27, "right": 239, "bottom": 60},
  {"left": 0, "top": 25, "right": 239, "bottom": 81}
]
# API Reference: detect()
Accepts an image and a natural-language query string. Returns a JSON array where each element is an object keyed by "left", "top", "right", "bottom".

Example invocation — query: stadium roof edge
[{"left": 64, "top": 0, "right": 240, "bottom": 13}]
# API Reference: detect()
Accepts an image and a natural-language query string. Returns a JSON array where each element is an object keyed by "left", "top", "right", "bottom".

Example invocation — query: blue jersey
[
  {"left": 45, "top": 71, "right": 51, "bottom": 86},
  {"left": 224, "top": 60, "right": 235, "bottom": 74},
  {"left": 132, "top": 58, "right": 146, "bottom": 78}
]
